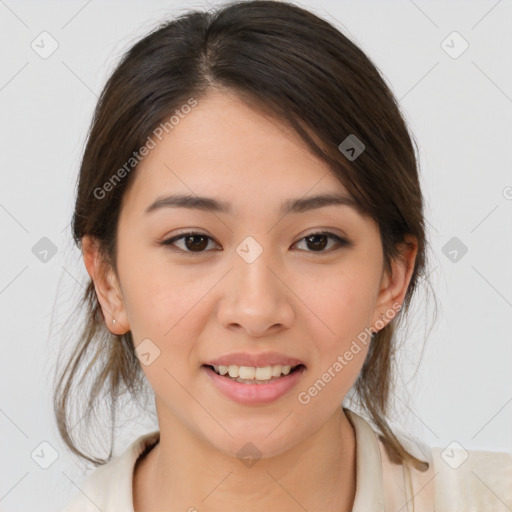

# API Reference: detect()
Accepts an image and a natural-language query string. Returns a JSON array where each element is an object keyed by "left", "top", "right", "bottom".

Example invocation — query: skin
[{"left": 82, "top": 89, "right": 417, "bottom": 512}]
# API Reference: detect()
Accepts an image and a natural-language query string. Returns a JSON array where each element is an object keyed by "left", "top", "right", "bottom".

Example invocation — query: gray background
[{"left": 0, "top": 0, "right": 511, "bottom": 510}]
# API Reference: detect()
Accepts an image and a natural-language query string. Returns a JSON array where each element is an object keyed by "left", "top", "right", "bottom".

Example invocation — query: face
[{"left": 84, "top": 89, "right": 416, "bottom": 459}]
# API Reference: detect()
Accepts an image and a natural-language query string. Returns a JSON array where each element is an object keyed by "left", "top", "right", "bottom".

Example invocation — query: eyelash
[{"left": 159, "top": 230, "right": 352, "bottom": 255}]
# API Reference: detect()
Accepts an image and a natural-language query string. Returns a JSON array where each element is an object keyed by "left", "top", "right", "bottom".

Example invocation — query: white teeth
[
  {"left": 272, "top": 365, "right": 282, "bottom": 377},
  {"left": 281, "top": 365, "right": 292, "bottom": 375},
  {"left": 255, "top": 366, "right": 272, "bottom": 380},
  {"left": 211, "top": 364, "right": 296, "bottom": 380},
  {"left": 228, "top": 365, "right": 239, "bottom": 378},
  {"left": 238, "top": 366, "right": 255, "bottom": 379}
]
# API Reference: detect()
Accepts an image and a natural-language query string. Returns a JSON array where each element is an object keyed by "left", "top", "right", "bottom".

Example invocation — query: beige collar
[
  {"left": 345, "top": 408, "right": 387, "bottom": 510},
  {"left": 346, "top": 408, "right": 435, "bottom": 512}
]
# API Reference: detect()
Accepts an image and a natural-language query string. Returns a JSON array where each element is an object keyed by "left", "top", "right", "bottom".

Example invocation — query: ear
[
  {"left": 81, "top": 235, "right": 130, "bottom": 334},
  {"left": 371, "top": 234, "right": 418, "bottom": 331}
]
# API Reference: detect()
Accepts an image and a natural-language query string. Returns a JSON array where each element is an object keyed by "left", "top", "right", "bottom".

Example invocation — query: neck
[{"left": 133, "top": 407, "right": 357, "bottom": 512}]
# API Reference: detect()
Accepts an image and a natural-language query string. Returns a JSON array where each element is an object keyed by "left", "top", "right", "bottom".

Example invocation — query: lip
[
  {"left": 203, "top": 351, "right": 305, "bottom": 368},
  {"left": 202, "top": 364, "right": 306, "bottom": 405}
]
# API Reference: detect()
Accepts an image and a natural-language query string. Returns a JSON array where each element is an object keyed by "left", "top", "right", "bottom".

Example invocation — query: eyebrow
[{"left": 144, "top": 192, "right": 360, "bottom": 217}]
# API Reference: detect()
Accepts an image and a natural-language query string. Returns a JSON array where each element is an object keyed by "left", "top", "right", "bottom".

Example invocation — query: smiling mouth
[{"left": 202, "top": 364, "right": 305, "bottom": 384}]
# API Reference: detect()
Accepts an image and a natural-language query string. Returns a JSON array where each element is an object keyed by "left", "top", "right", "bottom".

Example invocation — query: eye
[
  {"left": 293, "top": 231, "right": 351, "bottom": 253},
  {"left": 160, "top": 232, "right": 220, "bottom": 253},
  {"left": 159, "top": 230, "right": 351, "bottom": 254}
]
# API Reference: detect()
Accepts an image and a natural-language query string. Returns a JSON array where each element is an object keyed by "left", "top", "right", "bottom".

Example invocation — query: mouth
[
  {"left": 201, "top": 362, "right": 306, "bottom": 405},
  {"left": 202, "top": 363, "right": 306, "bottom": 384}
]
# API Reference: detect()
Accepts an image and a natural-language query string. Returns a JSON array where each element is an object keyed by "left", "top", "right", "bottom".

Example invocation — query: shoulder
[
  {"left": 61, "top": 430, "right": 160, "bottom": 512},
  {"left": 373, "top": 421, "right": 512, "bottom": 511},
  {"left": 431, "top": 444, "right": 512, "bottom": 511}
]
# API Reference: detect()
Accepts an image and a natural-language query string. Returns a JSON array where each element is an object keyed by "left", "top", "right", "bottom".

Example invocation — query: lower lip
[{"left": 202, "top": 365, "right": 306, "bottom": 405}]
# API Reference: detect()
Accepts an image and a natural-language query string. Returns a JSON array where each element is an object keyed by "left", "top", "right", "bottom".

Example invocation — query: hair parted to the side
[{"left": 54, "top": 0, "right": 437, "bottom": 474}]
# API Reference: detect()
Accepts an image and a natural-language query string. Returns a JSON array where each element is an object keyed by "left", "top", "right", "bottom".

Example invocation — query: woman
[{"left": 56, "top": 1, "right": 511, "bottom": 510}]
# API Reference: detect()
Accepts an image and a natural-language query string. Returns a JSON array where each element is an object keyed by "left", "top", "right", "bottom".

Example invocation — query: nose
[{"left": 216, "top": 246, "right": 295, "bottom": 338}]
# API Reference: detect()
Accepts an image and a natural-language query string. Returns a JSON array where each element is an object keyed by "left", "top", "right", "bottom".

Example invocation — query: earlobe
[{"left": 81, "top": 235, "right": 130, "bottom": 334}]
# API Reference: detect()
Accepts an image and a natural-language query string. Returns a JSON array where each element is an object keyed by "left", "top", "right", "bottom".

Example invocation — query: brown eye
[
  {"left": 161, "top": 232, "right": 218, "bottom": 253},
  {"left": 294, "top": 231, "right": 351, "bottom": 253},
  {"left": 183, "top": 234, "right": 209, "bottom": 251},
  {"left": 304, "top": 234, "right": 329, "bottom": 251}
]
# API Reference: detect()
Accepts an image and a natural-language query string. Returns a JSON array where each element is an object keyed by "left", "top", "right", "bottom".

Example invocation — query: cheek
[
  {"left": 119, "top": 261, "right": 217, "bottom": 379},
  {"left": 121, "top": 266, "right": 204, "bottom": 396},
  {"left": 116, "top": 239, "right": 189, "bottom": 335},
  {"left": 124, "top": 278, "right": 200, "bottom": 343},
  {"left": 297, "top": 276, "right": 377, "bottom": 400},
  {"left": 308, "top": 267, "right": 380, "bottom": 346}
]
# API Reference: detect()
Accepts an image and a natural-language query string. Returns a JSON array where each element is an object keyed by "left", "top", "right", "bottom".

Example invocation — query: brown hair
[{"left": 54, "top": 0, "right": 436, "bottom": 473}]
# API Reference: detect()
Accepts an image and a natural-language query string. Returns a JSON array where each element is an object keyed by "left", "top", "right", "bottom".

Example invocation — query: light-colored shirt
[{"left": 61, "top": 409, "right": 512, "bottom": 511}]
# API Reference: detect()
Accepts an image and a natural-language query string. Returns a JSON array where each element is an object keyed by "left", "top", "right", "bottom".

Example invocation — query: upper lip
[{"left": 203, "top": 352, "right": 305, "bottom": 368}]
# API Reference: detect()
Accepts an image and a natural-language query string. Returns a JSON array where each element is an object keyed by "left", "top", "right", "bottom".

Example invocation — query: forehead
[{"left": 121, "top": 90, "right": 353, "bottom": 217}]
